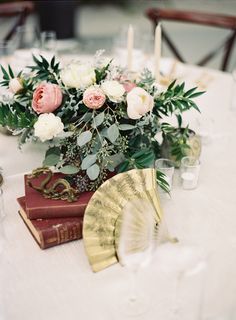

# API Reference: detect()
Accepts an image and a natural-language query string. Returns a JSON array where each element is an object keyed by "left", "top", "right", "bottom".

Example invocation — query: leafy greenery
[
  {"left": 0, "top": 102, "right": 37, "bottom": 129},
  {"left": 30, "top": 55, "right": 60, "bottom": 82},
  {"left": 0, "top": 55, "right": 204, "bottom": 192},
  {"left": 154, "top": 80, "right": 204, "bottom": 118},
  {"left": 161, "top": 123, "right": 191, "bottom": 161}
]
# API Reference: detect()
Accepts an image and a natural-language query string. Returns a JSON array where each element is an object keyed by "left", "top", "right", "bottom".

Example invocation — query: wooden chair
[
  {"left": 146, "top": 8, "right": 236, "bottom": 71},
  {"left": 0, "top": 1, "right": 34, "bottom": 42}
]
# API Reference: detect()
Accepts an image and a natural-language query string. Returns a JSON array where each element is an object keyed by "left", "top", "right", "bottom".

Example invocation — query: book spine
[
  {"left": 26, "top": 205, "right": 87, "bottom": 220},
  {"left": 39, "top": 221, "right": 83, "bottom": 249}
]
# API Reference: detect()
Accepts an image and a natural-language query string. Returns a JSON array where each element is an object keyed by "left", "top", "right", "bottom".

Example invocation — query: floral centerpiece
[{"left": 0, "top": 52, "right": 203, "bottom": 192}]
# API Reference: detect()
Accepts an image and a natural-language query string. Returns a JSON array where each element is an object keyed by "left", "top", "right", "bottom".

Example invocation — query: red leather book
[
  {"left": 24, "top": 173, "right": 94, "bottom": 219},
  {"left": 17, "top": 197, "right": 83, "bottom": 249}
]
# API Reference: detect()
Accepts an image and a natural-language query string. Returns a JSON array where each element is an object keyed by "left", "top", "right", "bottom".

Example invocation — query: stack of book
[{"left": 17, "top": 173, "right": 94, "bottom": 249}]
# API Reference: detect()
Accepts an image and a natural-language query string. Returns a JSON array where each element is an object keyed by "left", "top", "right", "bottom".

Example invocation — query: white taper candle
[
  {"left": 127, "top": 24, "right": 134, "bottom": 71},
  {"left": 154, "top": 23, "right": 162, "bottom": 82}
]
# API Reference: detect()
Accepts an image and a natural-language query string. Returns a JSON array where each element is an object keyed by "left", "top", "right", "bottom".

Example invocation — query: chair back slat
[
  {"left": 162, "top": 27, "right": 186, "bottom": 63},
  {"left": 0, "top": 1, "right": 34, "bottom": 42},
  {"left": 221, "top": 29, "right": 236, "bottom": 71},
  {"left": 146, "top": 8, "right": 236, "bottom": 71}
]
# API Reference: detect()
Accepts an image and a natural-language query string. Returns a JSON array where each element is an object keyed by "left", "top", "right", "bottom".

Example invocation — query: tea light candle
[{"left": 181, "top": 172, "right": 196, "bottom": 189}]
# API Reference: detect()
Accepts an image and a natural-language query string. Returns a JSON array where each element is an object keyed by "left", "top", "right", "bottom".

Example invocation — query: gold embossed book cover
[{"left": 17, "top": 197, "right": 83, "bottom": 249}]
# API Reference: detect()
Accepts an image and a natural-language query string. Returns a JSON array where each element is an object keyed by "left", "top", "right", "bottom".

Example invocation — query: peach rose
[
  {"left": 83, "top": 86, "right": 106, "bottom": 109},
  {"left": 32, "top": 83, "right": 63, "bottom": 114}
]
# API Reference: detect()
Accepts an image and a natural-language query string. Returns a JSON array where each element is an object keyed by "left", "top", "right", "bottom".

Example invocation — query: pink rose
[
  {"left": 32, "top": 83, "right": 63, "bottom": 114},
  {"left": 123, "top": 82, "right": 136, "bottom": 93},
  {"left": 83, "top": 86, "right": 106, "bottom": 109}
]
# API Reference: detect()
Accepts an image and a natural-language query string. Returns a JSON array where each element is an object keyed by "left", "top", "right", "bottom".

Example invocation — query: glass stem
[
  {"left": 172, "top": 271, "right": 183, "bottom": 319},
  {"left": 129, "top": 269, "right": 138, "bottom": 302}
]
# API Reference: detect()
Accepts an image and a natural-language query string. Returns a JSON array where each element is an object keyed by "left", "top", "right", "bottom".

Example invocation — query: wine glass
[
  {"left": 40, "top": 30, "right": 57, "bottom": 59},
  {"left": 155, "top": 242, "right": 207, "bottom": 320},
  {"left": 115, "top": 198, "right": 160, "bottom": 316}
]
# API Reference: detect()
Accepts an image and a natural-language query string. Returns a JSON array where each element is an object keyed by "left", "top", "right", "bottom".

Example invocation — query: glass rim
[
  {"left": 181, "top": 156, "right": 200, "bottom": 167},
  {"left": 155, "top": 158, "right": 175, "bottom": 169}
]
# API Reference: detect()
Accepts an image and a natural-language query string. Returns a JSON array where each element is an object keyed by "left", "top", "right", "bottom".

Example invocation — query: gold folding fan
[{"left": 83, "top": 168, "right": 163, "bottom": 272}]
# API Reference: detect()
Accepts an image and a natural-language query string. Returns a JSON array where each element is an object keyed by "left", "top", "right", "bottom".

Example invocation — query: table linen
[{"left": 0, "top": 59, "right": 236, "bottom": 320}]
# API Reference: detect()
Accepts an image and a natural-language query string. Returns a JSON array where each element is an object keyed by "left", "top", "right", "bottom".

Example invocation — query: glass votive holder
[
  {"left": 155, "top": 158, "right": 175, "bottom": 191},
  {"left": 180, "top": 156, "right": 200, "bottom": 190}
]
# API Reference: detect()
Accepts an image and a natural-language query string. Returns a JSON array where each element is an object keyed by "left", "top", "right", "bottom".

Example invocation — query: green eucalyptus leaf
[
  {"left": 81, "top": 154, "right": 97, "bottom": 170},
  {"left": 83, "top": 112, "right": 92, "bottom": 122},
  {"left": 45, "top": 146, "right": 61, "bottom": 157},
  {"left": 92, "top": 134, "right": 102, "bottom": 153},
  {"left": 107, "top": 163, "right": 115, "bottom": 172},
  {"left": 92, "top": 112, "right": 104, "bottom": 128},
  {"left": 100, "top": 127, "right": 108, "bottom": 138},
  {"left": 108, "top": 153, "right": 125, "bottom": 168},
  {"left": 43, "top": 153, "right": 60, "bottom": 166},
  {"left": 87, "top": 163, "right": 100, "bottom": 180},
  {"left": 107, "top": 123, "right": 119, "bottom": 143},
  {"left": 59, "top": 165, "right": 80, "bottom": 174},
  {"left": 119, "top": 124, "right": 136, "bottom": 131},
  {"left": 77, "top": 130, "right": 92, "bottom": 147}
]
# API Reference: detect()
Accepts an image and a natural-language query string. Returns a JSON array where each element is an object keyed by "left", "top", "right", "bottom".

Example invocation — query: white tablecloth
[{"left": 0, "top": 60, "right": 236, "bottom": 320}]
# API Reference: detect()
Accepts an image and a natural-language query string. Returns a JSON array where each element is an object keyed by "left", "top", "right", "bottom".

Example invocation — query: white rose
[
  {"left": 101, "top": 80, "right": 125, "bottom": 102},
  {"left": 61, "top": 63, "right": 96, "bottom": 89},
  {"left": 126, "top": 87, "right": 154, "bottom": 119},
  {"left": 9, "top": 78, "right": 23, "bottom": 94},
  {"left": 34, "top": 113, "right": 64, "bottom": 142}
]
